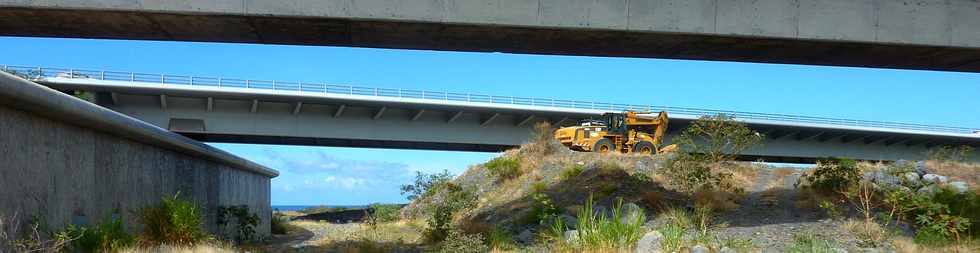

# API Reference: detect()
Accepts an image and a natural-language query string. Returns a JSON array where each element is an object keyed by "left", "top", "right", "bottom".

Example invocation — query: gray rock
[
  {"left": 564, "top": 230, "right": 578, "bottom": 243},
  {"left": 915, "top": 161, "right": 929, "bottom": 175},
  {"left": 917, "top": 185, "right": 938, "bottom": 196},
  {"left": 718, "top": 247, "right": 736, "bottom": 253},
  {"left": 691, "top": 245, "right": 709, "bottom": 253},
  {"left": 948, "top": 181, "right": 969, "bottom": 194},
  {"left": 561, "top": 215, "right": 577, "bottom": 229},
  {"left": 877, "top": 173, "right": 901, "bottom": 187},
  {"left": 902, "top": 172, "right": 920, "bottom": 183},
  {"left": 516, "top": 229, "right": 536, "bottom": 244},
  {"left": 922, "top": 174, "right": 948, "bottom": 184},
  {"left": 634, "top": 231, "right": 663, "bottom": 253}
]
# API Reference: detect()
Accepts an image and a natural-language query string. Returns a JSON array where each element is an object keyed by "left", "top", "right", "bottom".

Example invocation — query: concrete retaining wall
[{"left": 0, "top": 72, "right": 278, "bottom": 237}]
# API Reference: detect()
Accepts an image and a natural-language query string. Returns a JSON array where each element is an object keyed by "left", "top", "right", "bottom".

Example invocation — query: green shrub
[
  {"left": 524, "top": 182, "right": 560, "bottom": 226},
  {"left": 400, "top": 170, "right": 453, "bottom": 201},
  {"left": 881, "top": 187, "right": 978, "bottom": 245},
  {"left": 424, "top": 183, "right": 477, "bottom": 242},
  {"left": 138, "top": 193, "right": 209, "bottom": 246},
  {"left": 572, "top": 197, "right": 646, "bottom": 250},
  {"left": 74, "top": 215, "right": 135, "bottom": 253},
  {"left": 485, "top": 156, "right": 522, "bottom": 181},
  {"left": 797, "top": 157, "right": 860, "bottom": 193},
  {"left": 559, "top": 164, "right": 584, "bottom": 181},
  {"left": 819, "top": 200, "right": 844, "bottom": 220},
  {"left": 436, "top": 230, "right": 488, "bottom": 253},
  {"left": 368, "top": 203, "right": 402, "bottom": 223},
  {"left": 216, "top": 205, "right": 259, "bottom": 243},
  {"left": 270, "top": 214, "right": 288, "bottom": 235}
]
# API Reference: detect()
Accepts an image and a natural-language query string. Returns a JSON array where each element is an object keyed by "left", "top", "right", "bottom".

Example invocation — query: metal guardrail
[{"left": 4, "top": 65, "right": 979, "bottom": 134}]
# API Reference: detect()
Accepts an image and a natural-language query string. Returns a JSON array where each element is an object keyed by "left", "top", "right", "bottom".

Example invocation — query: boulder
[
  {"left": 560, "top": 215, "right": 577, "bottom": 229},
  {"left": 922, "top": 174, "right": 949, "bottom": 184},
  {"left": 902, "top": 172, "right": 920, "bottom": 183},
  {"left": 691, "top": 245, "right": 709, "bottom": 253},
  {"left": 564, "top": 230, "right": 579, "bottom": 243},
  {"left": 948, "top": 181, "right": 969, "bottom": 194},
  {"left": 634, "top": 231, "right": 663, "bottom": 253},
  {"left": 873, "top": 173, "right": 902, "bottom": 188},
  {"left": 915, "top": 161, "right": 929, "bottom": 175}
]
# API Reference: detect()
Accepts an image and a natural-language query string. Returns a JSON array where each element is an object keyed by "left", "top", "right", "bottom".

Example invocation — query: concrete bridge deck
[
  {"left": 9, "top": 65, "right": 979, "bottom": 163},
  {"left": 2, "top": 0, "right": 980, "bottom": 72}
]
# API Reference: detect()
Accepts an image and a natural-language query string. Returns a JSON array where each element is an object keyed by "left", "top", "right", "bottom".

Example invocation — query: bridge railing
[{"left": 4, "top": 65, "right": 978, "bottom": 134}]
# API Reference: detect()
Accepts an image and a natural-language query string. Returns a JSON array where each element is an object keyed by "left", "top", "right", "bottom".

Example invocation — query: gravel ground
[{"left": 711, "top": 169, "right": 892, "bottom": 253}]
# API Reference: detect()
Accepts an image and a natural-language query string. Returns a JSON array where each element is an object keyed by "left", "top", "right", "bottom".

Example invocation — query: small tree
[
  {"left": 673, "top": 114, "right": 763, "bottom": 163},
  {"left": 400, "top": 170, "right": 453, "bottom": 201},
  {"left": 664, "top": 114, "right": 762, "bottom": 191}
]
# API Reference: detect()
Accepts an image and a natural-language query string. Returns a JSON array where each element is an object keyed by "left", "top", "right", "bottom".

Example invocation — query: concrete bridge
[
  {"left": 2, "top": 0, "right": 980, "bottom": 72},
  {"left": 11, "top": 65, "right": 980, "bottom": 163}
]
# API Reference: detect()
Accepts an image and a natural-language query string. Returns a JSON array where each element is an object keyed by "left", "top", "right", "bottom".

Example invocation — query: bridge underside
[
  {"left": 3, "top": 7, "right": 980, "bottom": 72},
  {"left": 51, "top": 87, "right": 976, "bottom": 164}
]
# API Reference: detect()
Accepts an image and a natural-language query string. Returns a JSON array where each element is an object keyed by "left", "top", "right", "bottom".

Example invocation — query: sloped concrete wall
[{"left": 0, "top": 72, "right": 277, "bottom": 237}]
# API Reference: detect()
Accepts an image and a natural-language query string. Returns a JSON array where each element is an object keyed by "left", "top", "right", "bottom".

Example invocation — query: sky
[{"left": 2, "top": 36, "right": 978, "bottom": 205}]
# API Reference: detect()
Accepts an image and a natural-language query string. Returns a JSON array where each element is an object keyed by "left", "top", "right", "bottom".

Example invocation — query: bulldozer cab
[{"left": 603, "top": 113, "right": 627, "bottom": 135}]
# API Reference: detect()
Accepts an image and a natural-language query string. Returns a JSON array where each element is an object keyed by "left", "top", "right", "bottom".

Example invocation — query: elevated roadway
[
  {"left": 2, "top": 1, "right": 980, "bottom": 72},
  {"left": 8, "top": 65, "right": 980, "bottom": 163}
]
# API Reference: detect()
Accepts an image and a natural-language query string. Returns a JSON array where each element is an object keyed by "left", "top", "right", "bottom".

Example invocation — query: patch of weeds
[
  {"left": 138, "top": 193, "right": 209, "bottom": 246},
  {"left": 719, "top": 237, "right": 755, "bottom": 252},
  {"left": 1, "top": 214, "right": 79, "bottom": 253},
  {"left": 819, "top": 200, "right": 844, "bottom": 220},
  {"left": 436, "top": 230, "right": 488, "bottom": 253},
  {"left": 571, "top": 197, "right": 646, "bottom": 250},
  {"left": 485, "top": 156, "right": 522, "bottom": 181},
  {"left": 270, "top": 214, "right": 288, "bottom": 235},
  {"left": 785, "top": 232, "right": 836, "bottom": 253},
  {"left": 658, "top": 223, "right": 685, "bottom": 252},
  {"left": 73, "top": 214, "right": 136, "bottom": 252},
  {"left": 486, "top": 226, "right": 515, "bottom": 251},
  {"left": 659, "top": 207, "right": 693, "bottom": 231},
  {"left": 216, "top": 205, "right": 260, "bottom": 244},
  {"left": 559, "top": 164, "right": 584, "bottom": 181}
]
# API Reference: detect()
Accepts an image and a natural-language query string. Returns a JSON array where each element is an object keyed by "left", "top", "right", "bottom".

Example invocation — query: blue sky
[{"left": 2, "top": 36, "right": 978, "bottom": 205}]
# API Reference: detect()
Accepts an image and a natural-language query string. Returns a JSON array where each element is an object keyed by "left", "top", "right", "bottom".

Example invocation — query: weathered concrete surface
[
  {"left": 1, "top": 0, "right": 980, "bottom": 72},
  {"left": 0, "top": 72, "right": 277, "bottom": 236}
]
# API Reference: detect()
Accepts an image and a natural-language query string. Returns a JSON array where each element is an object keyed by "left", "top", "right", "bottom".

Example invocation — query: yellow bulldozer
[{"left": 553, "top": 111, "right": 677, "bottom": 155}]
